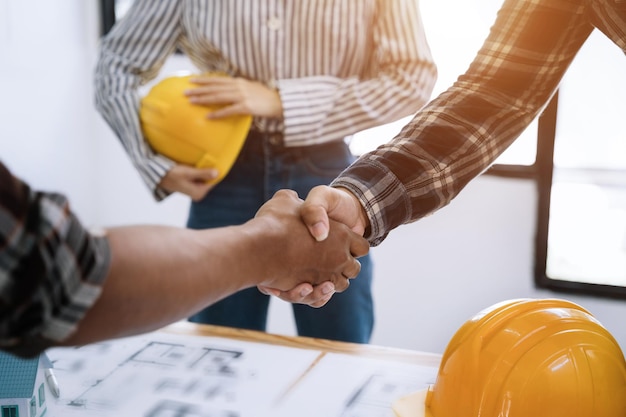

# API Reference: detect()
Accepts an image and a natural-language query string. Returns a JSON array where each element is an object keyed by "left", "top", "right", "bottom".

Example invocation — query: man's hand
[
  {"left": 251, "top": 190, "right": 369, "bottom": 303},
  {"left": 185, "top": 76, "right": 283, "bottom": 119},
  {"left": 258, "top": 282, "right": 336, "bottom": 308},
  {"left": 158, "top": 164, "right": 219, "bottom": 201},
  {"left": 257, "top": 186, "right": 371, "bottom": 307},
  {"left": 300, "top": 185, "right": 370, "bottom": 241}
]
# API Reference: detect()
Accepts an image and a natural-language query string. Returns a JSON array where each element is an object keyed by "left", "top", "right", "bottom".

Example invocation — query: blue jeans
[{"left": 187, "top": 131, "right": 374, "bottom": 343}]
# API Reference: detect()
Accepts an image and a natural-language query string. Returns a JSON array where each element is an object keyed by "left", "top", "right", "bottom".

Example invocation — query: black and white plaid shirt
[
  {"left": 333, "top": 0, "right": 626, "bottom": 245},
  {"left": 0, "top": 162, "right": 110, "bottom": 357}
]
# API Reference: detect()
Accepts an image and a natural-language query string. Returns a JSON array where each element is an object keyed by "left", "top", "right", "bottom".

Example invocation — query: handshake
[{"left": 250, "top": 186, "right": 370, "bottom": 308}]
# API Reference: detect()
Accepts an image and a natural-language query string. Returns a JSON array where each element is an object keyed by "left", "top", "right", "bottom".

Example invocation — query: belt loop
[
  {"left": 267, "top": 132, "right": 283, "bottom": 147},
  {"left": 250, "top": 128, "right": 285, "bottom": 152}
]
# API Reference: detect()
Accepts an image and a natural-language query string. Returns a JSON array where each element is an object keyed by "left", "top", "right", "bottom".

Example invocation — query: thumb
[
  {"left": 302, "top": 185, "right": 369, "bottom": 238},
  {"left": 300, "top": 186, "right": 336, "bottom": 241},
  {"left": 192, "top": 168, "right": 220, "bottom": 182}
]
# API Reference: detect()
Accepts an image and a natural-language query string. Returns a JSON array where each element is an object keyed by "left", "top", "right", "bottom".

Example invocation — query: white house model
[{"left": 0, "top": 352, "right": 51, "bottom": 417}]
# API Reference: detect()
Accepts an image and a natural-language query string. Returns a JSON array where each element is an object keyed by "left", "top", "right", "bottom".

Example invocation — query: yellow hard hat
[
  {"left": 393, "top": 298, "right": 626, "bottom": 417},
  {"left": 139, "top": 73, "right": 252, "bottom": 184}
]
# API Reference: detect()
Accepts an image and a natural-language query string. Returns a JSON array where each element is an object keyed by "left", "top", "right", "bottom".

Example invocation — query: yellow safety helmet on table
[
  {"left": 393, "top": 298, "right": 626, "bottom": 417},
  {"left": 139, "top": 73, "right": 252, "bottom": 184}
]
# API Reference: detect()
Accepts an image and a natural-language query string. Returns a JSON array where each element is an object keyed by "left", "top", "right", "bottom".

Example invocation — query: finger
[
  {"left": 342, "top": 259, "right": 362, "bottom": 280},
  {"left": 272, "top": 189, "right": 301, "bottom": 202},
  {"left": 184, "top": 86, "right": 216, "bottom": 96},
  {"left": 303, "top": 185, "right": 370, "bottom": 238},
  {"left": 348, "top": 233, "right": 370, "bottom": 258},
  {"left": 189, "top": 76, "right": 235, "bottom": 87},
  {"left": 299, "top": 281, "right": 336, "bottom": 305},
  {"left": 333, "top": 277, "right": 351, "bottom": 293},
  {"left": 301, "top": 186, "right": 344, "bottom": 241},
  {"left": 260, "top": 284, "right": 313, "bottom": 300},
  {"left": 188, "top": 91, "right": 237, "bottom": 106},
  {"left": 189, "top": 183, "right": 215, "bottom": 202},
  {"left": 265, "top": 282, "right": 335, "bottom": 306},
  {"left": 190, "top": 168, "right": 219, "bottom": 182},
  {"left": 254, "top": 189, "right": 300, "bottom": 219},
  {"left": 300, "top": 206, "right": 330, "bottom": 242},
  {"left": 308, "top": 293, "right": 334, "bottom": 308},
  {"left": 207, "top": 104, "right": 249, "bottom": 119},
  {"left": 176, "top": 164, "right": 218, "bottom": 179},
  {"left": 257, "top": 286, "right": 281, "bottom": 297},
  {"left": 188, "top": 75, "right": 216, "bottom": 85}
]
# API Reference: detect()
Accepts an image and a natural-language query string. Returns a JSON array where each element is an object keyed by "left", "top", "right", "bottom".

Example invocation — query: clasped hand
[{"left": 256, "top": 187, "right": 370, "bottom": 307}]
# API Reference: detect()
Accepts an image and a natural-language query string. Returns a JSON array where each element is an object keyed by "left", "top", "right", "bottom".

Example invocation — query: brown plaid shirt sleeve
[
  {"left": 333, "top": 0, "right": 625, "bottom": 245},
  {"left": 0, "top": 161, "right": 111, "bottom": 357}
]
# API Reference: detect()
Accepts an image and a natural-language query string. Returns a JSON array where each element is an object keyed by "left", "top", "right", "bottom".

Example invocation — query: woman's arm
[
  {"left": 94, "top": 0, "right": 181, "bottom": 200},
  {"left": 276, "top": 0, "right": 438, "bottom": 146}
]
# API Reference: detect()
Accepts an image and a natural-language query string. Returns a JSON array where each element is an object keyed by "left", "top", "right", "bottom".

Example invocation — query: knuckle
[{"left": 274, "top": 189, "right": 298, "bottom": 200}]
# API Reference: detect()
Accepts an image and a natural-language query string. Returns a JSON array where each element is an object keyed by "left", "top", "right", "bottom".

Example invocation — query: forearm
[
  {"left": 333, "top": 0, "right": 592, "bottom": 245},
  {"left": 94, "top": 0, "right": 181, "bottom": 199},
  {"left": 62, "top": 224, "right": 260, "bottom": 346},
  {"left": 276, "top": 0, "right": 436, "bottom": 146},
  {"left": 1, "top": 185, "right": 365, "bottom": 354},
  {"left": 277, "top": 60, "right": 436, "bottom": 147},
  {"left": 94, "top": 84, "right": 175, "bottom": 199},
  {"left": 63, "top": 189, "right": 368, "bottom": 346}
]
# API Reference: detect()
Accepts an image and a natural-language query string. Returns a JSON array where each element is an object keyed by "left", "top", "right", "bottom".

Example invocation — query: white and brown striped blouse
[{"left": 94, "top": 0, "right": 437, "bottom": 199}]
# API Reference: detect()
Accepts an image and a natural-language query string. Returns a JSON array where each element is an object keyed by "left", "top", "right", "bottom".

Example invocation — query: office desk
[
  {"left": 48, "top": 322, "right": 441, "bottom": 417},
  {"left": 167, "top": 321, "right": 442, "bottom": 366}
]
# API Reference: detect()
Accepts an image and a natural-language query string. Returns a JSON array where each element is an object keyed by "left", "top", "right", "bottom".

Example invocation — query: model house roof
[{"left": 0, "top": 351, "right": 39, "bottom": 399}]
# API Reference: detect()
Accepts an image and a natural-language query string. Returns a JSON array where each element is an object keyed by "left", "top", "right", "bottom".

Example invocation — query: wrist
[
  {"left": 236, "top": 218, "right": 280, "bottom": 286},
  {"left": 270, "top": 87, "right": 284, "bottom": 120},
  {"left": 336, "top": 187, "right": 370, "bottom": 236}
]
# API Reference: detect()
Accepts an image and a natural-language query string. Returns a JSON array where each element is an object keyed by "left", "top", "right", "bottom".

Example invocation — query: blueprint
[
  {"left": 45, "top": 328, "right": 438, "bottom": 417},
  {"left": 276, "top": 353, "right": 437, "bottom": 417}
]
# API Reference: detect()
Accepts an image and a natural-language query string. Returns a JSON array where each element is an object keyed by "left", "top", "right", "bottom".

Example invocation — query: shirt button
[
  {"left": 269, "top": 134, "right": 282, "bottom": 146},
  {"left": 267, "top": 17, "right": 281, "bottom": 31}
]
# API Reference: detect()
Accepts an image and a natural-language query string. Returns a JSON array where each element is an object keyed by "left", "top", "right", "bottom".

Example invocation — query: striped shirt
[
  {"left": 333, "top": 0, "right": 626, "bottom": 245},
  {"left": 94, "top": 0, "right": 437, "bottom": 199},
  {"left": 0, "top": 162, "right": 110, "bottom": 357}
]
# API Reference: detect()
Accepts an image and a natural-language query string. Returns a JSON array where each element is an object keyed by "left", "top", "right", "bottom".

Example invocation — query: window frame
[
  {"left": 29, "top": 397, "right": 36, "bottom": 417},
  {"left": 99, "top": 0, "right": 116, "bottom": 36},
  {"left": 99, "top": 0, "right": 183, "bottom": 55},
  {"left": 1, "top": 406, "right": 18, "bottom": 417},
  {"left": 530, "top": 93, "right": 626, "bottom": 299},
  {"left": 38, "top": 383, "right": 45, "bottom": 406},
  {"left": 486, "top": 90, "right": 626, "bottom": 299}
]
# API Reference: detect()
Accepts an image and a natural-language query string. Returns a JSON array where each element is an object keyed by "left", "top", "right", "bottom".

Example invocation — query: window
[
  {"left": 29, "top": 398, "right": 36, "bottom": 416},
  {"left": 38, "top": 383, "right": 45, "bottom": 406},
  {"left": 351, "top": 3, "right": 626, "bottom": 298},
  {"left": 100, "top": 0, "right": 134, "bottom": 35},
  {"left": 1, "top": 406, "right": 18, "bottom": 417},
  {"left": 535, "top": 30, "right": 626, "bottom": 297},
  {"left": 99, "top": 0, "right": 184, "bottom": 55},
  {"left": 350, "top": 0, "right": 537, "bottom": 171}
]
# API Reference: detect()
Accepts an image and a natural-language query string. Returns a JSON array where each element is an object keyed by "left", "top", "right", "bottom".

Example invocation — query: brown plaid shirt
[{"left": 333, "top": 0, "right": 626, "bottom": 245}]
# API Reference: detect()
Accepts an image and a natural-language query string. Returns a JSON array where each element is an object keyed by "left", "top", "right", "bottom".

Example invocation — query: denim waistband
[
  {"left": 243, "top": 129, "right": 345, "bottom": 156},
  {"left": 247, "top": 129, "right": 284, "bottom": 150}
]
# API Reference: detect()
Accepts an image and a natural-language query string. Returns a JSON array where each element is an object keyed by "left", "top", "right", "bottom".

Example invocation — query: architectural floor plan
[{"left": 46, "top": 329, "right": 437, "bottom": 417}]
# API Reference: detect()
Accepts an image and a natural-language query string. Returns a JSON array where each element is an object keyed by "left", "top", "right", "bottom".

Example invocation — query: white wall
[
  {"left": 0, "top": 0, "right": 101, "bottom": 224},
  {"left": 2, "top": 1, "right": 625, "bottom": 355}
]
